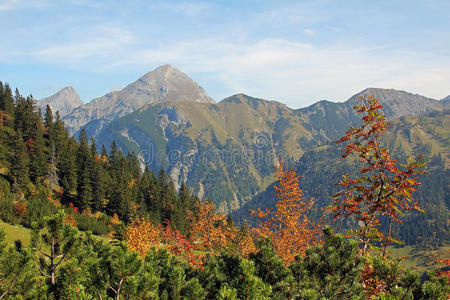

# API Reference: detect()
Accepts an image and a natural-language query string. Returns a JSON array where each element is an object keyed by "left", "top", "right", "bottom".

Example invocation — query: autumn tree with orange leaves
[
  {"left": 252, "top": 160, "right": 320, "bottom": 265},
  {"left": 126, "top": 218, "right": 161, "bottom": 257},
  {"left": 188, "top": 200, "right": 236, "bottom": 253},
  {"left": 332, "top": 96, "right": 426, "bottom": 254}
]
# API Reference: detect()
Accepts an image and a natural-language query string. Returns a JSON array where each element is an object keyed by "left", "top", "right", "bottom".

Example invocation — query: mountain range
[{"left": 39, "top": 65, "right": 450, "bottom": 215}]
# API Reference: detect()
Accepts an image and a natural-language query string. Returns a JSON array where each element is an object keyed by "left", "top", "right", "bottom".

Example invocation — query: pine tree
[
  {"left": 31, "top": 210, "right": 80, "bottom": 289},
  {"left": 76, "top": 130, "right": 93, "bottom": 211},
  {"left": 90, "top": 138, "right": 108, "bottom": 211},
  {"left": 9, "top": 129, "right": 29, "bottom": 193},
  {"left": 0, "top": 82, "right": 14, "bottom": 127},
  {"left": 0, "top": 231, "right": 39, "bottom": 298},
  {"left": 249, "top": 238, "right": 296, "bottom": 299},
  {"left": 291, "top": 226, "right": 365, "bottom": 298}
]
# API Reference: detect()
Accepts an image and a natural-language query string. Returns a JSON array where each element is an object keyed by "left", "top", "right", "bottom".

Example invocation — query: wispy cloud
[
  {"left": 34, "top": 26, "right": 135, "bottom": 64},
  {"left": 0, "top": 0, "right": 47, "bottom": 11},
  {"left": 98, "top": 38, "right": 450, "bottom": 105},
  {"left": 149, "top": 1, "right": 211, "bottom": 16},
  {"left": 1, "top": 1, "right": 449, "bottom": 106},
  {"left": 6, "top": 28, "right": 450, "bottom": 106},
  {"left": 303, "top": 29, "right": 315, "bottom": 36}
]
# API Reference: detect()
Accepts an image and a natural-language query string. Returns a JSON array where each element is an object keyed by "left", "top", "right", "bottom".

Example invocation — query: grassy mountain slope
[
  {"left": 95, "top": 89, "right": 448, "bottom": 214},
  {"left": 233, "top": 110, "right": 450, "bottom": 247}
]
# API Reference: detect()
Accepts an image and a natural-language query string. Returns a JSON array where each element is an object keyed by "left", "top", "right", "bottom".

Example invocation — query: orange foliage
[
  {"left": 109, "top": 213, "right": 122, "bottom": 225},
  {"left": 435, "top": 257, "right": 450, "bottom": 284},
  {"left": 331, "top": 96, "right": 426, "bottom": 253},
  {"left": 68, "top": 202, "right": 79, "bottom": 214},
  {"left": 188, "top": 200, "right": 236, "bottom": 253},
  {"left": 126, "top": 219, "right": 202, "bottom": 267},
  {"left": 14, "top": 201, "right": 27, "bottom": 219},
  {"left": 126, "top": 218, "right": 161, "bottom": 257},
  {"left": 234, "top": 223, "right": 256, "bottom": 258},
  {"left": 161, "top": 221, "right": 202, "bottom": 267},
  {"left": 64, "top": 213, "right": 78, "bottom": 227},
  {"left": 251, "top": 160, "right": 321, "bottom": 265},
  {"left": 0, "top": 110, "right": 10, "bottom": 126}
]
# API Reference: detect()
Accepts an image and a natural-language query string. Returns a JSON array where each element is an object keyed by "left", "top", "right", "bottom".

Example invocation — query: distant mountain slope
[
  {"left": 62, "top": 64, "right": 214, "bottom": 137},
  {"left": 232, "top": 110, "right": 449, "bottom": 246},
  {"left": 442, "top": 95, "right": 450, "bottom": 107},
  {"left": 95, "top": 88, "right": 448, "bottom": 214},
  {"left": 348, "top": 88, "right": 444, "bottom": 118},
  {"left": 96, "top": 94, "right": 316, "bottom": 213},
  {"left": 39, "top": 86, "right": 83, "bottom": 117}
]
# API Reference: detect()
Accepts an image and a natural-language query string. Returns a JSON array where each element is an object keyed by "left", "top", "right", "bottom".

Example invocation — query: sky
[{"left": 1, "top": 0, "right": 449, "bottom": 108}]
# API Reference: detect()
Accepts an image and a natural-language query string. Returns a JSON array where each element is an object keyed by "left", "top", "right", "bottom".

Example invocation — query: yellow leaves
[
  {"left": 128, "top": 178, "right": 137, "bottom": 188},
  {"left": 126, "top": 219, "right": 161, "bottom": 257},
  {"left": 188, "top": 200, "right": 236, "bottom": 253},
  {"left": 252, "top": 160, "right": 320, "bottom": 265},
  {"left": 110, "top": 213, "right": 122, "bottom": 225}
]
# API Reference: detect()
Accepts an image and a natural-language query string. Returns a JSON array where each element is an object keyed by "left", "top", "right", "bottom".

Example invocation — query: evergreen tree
[
  {"left": 76, "top": 129, "right": 93, "bottom": 210},
  {"left": 249, "top": 238, "right": 296, "bottom": 299},
  {"left": 90, "top": 138, "right": 109, "bottom": 211},
  {"left": 0, "top": 82, "right": 15, "bottom": 127},
  {"left": 0, "top": 231, "right": 40, "bottom": 298},
  {"left": 27, "top": 107, "right": 48, "bottom": 182},
  {"left": 31, "top": 210, "right": 81, "bottom": 291},
  {"left": 291, "top": 226, "right": 365, "bottom": 299},
  {"left": 145, "top": 247, "right": 205, "bottom": 299},
  {"left": 9, "top": 129, "right": 29, "bottom": 193},
  {"left": 200, "top": 251, "right": 272, "bottom": 299}
]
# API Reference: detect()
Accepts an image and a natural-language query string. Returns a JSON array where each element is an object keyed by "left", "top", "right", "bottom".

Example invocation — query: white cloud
[
  {"left": 107, "top": 38, "right": 450, "bottom": 107},
  {"left": 0, "top": 0, "right": 18, "bottom": 11},
  {"left": 0, "top": 0, "right": 47, "bottom": 11},
  {"left": 8, "top": 31, "right": 450, "bottom": 107},
  {"left": 149, "top": 1, "right": 211, "bottom": 16},
  {"left": 303, "top": 29, "right": 315, "bottom": 35},
  {"left": 34, "top": 26, "right": 135, "bottom": 63}
]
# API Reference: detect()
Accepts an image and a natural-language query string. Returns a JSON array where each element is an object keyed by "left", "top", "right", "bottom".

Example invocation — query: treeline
[
  {"left": 1, "top": 211, "right": 448, "bottom": 299},
  {"left": 0, "top": 82, "right": 199, "bottom": 235}
]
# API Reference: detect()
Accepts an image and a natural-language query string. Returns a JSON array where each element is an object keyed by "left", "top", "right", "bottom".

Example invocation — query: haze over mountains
[{"left": 38, "top": 65, "right": 450, "bottom": 213}]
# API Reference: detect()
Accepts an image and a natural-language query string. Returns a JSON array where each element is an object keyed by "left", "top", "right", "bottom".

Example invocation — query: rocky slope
[
  {"left": 39, "top": 86, "right": 83, "bottom": 117},
  {"left": 62, "top": 64, "right": 214, "bottom": 137},
  {"left": 441, "top": 95, "right": 450, "bottom": 107}
]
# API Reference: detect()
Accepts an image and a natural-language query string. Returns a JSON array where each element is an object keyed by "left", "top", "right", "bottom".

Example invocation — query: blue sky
[{"left": 1, "top": 0, "right": 449, "bottom": 108}]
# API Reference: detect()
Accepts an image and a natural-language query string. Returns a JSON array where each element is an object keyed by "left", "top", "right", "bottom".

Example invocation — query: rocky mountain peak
[
  {"left": 62, "top": 65, "right": 214, "bottom": 136},
  {"left": 39, "top": 86, "right": 83, "bottom": 117},
  {"left": 125, "top": 64, "right": 214, "bottom": 104},
  {"left": 347, "top": 87, "right": 444, "bottom": 119}
]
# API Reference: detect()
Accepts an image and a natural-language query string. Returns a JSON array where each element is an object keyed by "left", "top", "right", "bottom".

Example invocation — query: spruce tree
[
  {"left": 9, "top": 129, "right": 29, "bottom": 193},
  {"left": 76, "top": 130, "right": 93, "bottom": 210}
]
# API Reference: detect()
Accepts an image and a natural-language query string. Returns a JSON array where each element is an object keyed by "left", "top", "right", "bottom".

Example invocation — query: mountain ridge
[
  {"left": 38, "top": 86, "right": 83, "bottom": 117},
  {"left": 95, "top": 87, "right": 449, "bottom": 213},
  {"left": 61, "top": 65, "right": 214, "bottom": 137},
  {"left": 37, "top": 65, "right": 449, "bottom": 214}
]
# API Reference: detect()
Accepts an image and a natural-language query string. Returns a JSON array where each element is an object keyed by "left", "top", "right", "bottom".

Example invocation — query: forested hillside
[
  {"left": 0, "top": 91, "right": 448, "bottom": 299},
  {"left": 0, "top": 82, "right": 200, "bottom": 236},
  {"left": 95, "top": 85, "right": 449, "bottom": 214},
  {"left": 233, "top": 110, "right": 449, "bottom": 248}
]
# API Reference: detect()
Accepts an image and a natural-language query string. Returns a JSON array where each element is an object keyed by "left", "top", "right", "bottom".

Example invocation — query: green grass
[
  {"left": 387, "top": 244, "right": 450, "bottom": 273},
  {"left": 0, "top": 221, "right": 32, "bottom": 246},
  {"left": 0, "top": 221, "right": 111, "bottom": 248}
]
